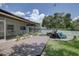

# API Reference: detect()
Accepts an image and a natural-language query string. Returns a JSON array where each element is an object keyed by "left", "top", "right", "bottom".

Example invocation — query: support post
[{"left": 4, "top": 18, "right": 6, "bottom": 40}]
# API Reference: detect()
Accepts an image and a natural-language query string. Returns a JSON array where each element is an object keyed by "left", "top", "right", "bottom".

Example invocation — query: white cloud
[
  {"left": 32, "top": 9, "right": 39, "bottom": 15},
  {"left": 73, "top": 16, "right": 79, "bottom": 21},
  {"left": 26, "top": 11, "right": 30, "bottom": 14},
  {"left": 39, "top": 13, "right": 45, "bottom": 23},
  {"left": 24, "top": 17, "right": 30, "bottom": 19},
  {"left": 13, "top": 11, "right": 26, "bottom": 17},
  {"left": 12, "top": 9, "right": 45, "bottom": 23},
  {"left": 29, "top": 9, "right": 45, "bottom": 23}
]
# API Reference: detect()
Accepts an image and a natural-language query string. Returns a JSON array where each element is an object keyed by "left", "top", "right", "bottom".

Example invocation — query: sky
[{"left": 0, "top": 3, "right": 79, "bottom": 23}]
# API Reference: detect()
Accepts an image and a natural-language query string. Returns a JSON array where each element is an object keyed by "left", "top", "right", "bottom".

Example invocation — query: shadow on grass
[
  {"left": 9, "top": 43, "right": 45, "bottom": 56},
  {"left": 45, "top": 45, "right": 79, "bottom": 56}
]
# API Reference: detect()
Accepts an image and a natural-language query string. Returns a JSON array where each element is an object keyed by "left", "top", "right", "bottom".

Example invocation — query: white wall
[
  {"left": 41, "top": 29, "right": 79, "bottom": 39},
  {"left": 6, "top": 17, "right": 27, "bottom": 36},
  {"left": 57, "top": 30, "right": 79, "bottom": 39}
]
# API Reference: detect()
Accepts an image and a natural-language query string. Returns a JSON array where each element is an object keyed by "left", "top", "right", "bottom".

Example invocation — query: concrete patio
[{"left": 0, "top": 36, "right": 49, "bottom": 56}]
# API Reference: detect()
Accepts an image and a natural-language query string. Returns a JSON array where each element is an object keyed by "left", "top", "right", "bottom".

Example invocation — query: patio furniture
[
  {"left": 49, "top": 32, "right": 67, "bottom": 39},
  {"left": 58, "top": 32, "right": 67, "bottom": 39}
]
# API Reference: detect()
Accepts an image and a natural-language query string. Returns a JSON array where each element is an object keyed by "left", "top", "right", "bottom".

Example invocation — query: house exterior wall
[
  {"left": 0, "top": 14, "right": 40, "bottom": 38},
  {"left": 6, "top": 17, "right": 27, "bottom": 36},
  {"left": 26, "top": 25, "right": 41, "bottom": 33},
  {"left": 0, "top": 16, "right": 28, "bottom": 37},
  {"left": 0, "top": 16, "right": 5, "bottom": 37}
]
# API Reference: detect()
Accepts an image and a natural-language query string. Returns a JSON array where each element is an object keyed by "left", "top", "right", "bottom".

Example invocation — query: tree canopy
[{"left": 42, "top": 12, "right": 75, "bottom": 30}]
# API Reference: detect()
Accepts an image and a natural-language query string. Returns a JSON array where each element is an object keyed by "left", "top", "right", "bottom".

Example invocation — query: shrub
[
  {"left": 16, "top": 35, "right": 21, "bottom": 41},
  {"left": 72, "top": 36, "right": 77, "bottom": 40}
]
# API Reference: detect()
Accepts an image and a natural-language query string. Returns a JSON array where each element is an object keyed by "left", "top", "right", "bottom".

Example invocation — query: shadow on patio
[{"left": 9, "top": 43, "right": 46, "bottom": 56}]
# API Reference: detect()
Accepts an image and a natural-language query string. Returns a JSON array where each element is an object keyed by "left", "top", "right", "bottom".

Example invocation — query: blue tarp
[{"left": 58, "top": 32, "right": 67, "bottom": 39}]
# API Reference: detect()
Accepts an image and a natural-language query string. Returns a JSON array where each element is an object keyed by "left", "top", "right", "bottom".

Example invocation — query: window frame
[{"left": 20, "top": 26, "right": 26, "bottom": 30}]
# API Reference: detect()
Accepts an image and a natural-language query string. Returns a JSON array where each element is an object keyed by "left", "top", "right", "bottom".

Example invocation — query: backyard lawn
[{"left": 44, "top": 37, "right": 79, "bottom": 56}]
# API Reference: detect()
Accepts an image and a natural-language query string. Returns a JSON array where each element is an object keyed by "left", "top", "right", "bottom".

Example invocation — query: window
[
  {"left": 0, "top": 22, "right": 4, "bottom": 32},
  {"left": 20, "top": 26, "right": 26, "bottom": 30},
  {"left": 7, "top": 25, "right": 14, "bottom": 32}
]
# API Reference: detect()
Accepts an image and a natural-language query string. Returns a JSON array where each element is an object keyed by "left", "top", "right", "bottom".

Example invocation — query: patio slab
[{"left": 0, "top": 36, "right": 49, "bottom": 56}]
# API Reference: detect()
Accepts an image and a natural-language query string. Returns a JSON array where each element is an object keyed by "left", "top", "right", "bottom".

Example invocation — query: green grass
[{"left": 44, "top": 37, "right": 79, "bottom": 56}]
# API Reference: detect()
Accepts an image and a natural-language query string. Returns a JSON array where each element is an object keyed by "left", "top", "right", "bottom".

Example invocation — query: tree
[
  {"left": 73, "top": 19, "right": 79, "bottom": 31},
  {"left": 64, "top": 13, "right": 72, "bottom": 28},
  {"left": 42, "top": 16, "right": 53, "bottom": 29},
  {"left": 42, "top": 12, "right": 73, "bottom": 30},
  {"left": 53, "top": 13, "right": 65, "bottom": 29}
]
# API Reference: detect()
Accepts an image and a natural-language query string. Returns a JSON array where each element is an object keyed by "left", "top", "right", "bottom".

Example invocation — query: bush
[
  {"left": 72, "top": 36, "right": 77, "bottom": 40},
  {"left": 16, "top": 35, "right": 21, "bottom": 41},
  {"left": 46, "top": 33, "right": 52, "bottom": 36}
]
